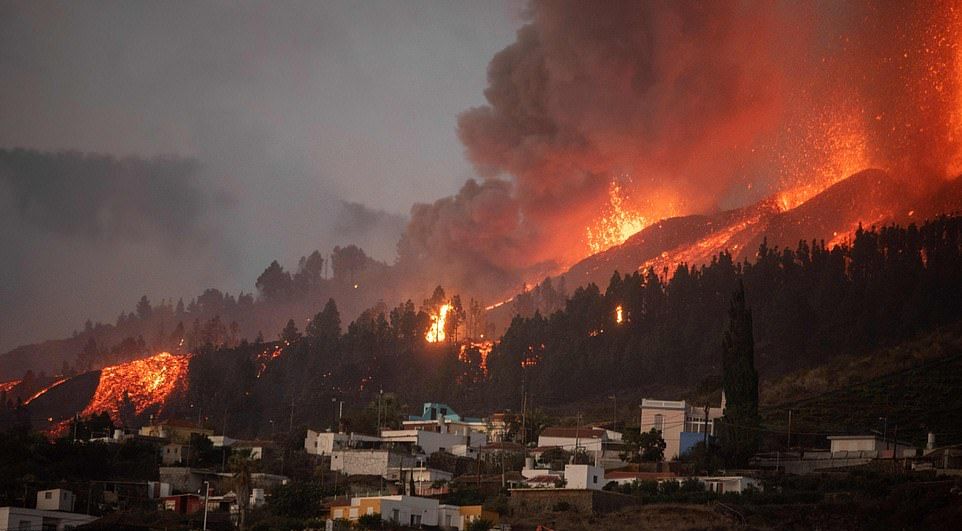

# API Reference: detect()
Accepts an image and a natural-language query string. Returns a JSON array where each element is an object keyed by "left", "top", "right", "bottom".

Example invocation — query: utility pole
[
  {"left": 521, "top": 366, "right": 528, "bottom": 446},
  {"left": 703, "top": 404, "right": 710, "bottom": 447},
  {"left": 575, "top": 412, "right": 583, "bottom": 460}
]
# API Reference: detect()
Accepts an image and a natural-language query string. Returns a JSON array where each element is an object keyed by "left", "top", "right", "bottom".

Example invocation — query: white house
[
  {"left": 380, "top": 428, "right": 486, "bottom": 457},
  {"left": 827, "top": 435, "right": 916, "bottom": 457},
  {"left": 0, "top": 507, "right": 96, "bottom": 531},
  {"left": 563, "top": 464, "right": 605, "bottom": 491},
  {"left": 536, "top": 427, "right": 622, "bottom": 457},
  {"left": 304, "top": 430, "right": 382, "bottom": 456},
  {"left": 697, "top": 476, "right": 760, "bottom": 494},
  {"left": 330, "top": 495, "right": 496, "bottom": 530},
  {"left": 36, "top": 489, "right": 76, "bottom": 512}
]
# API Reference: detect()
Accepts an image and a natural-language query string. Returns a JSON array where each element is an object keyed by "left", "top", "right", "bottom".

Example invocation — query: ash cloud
[
  {"left": 400, "top": 0, "right": 962, "bottom": 298},
  {"left": 332, "top": 201, "right": 406, "bottom": 263},
  {"left": 401, "top": 0, "right": 788, "bottom": 296},
  {"left": 0, "top": 149, "right": 220, "bottom": 247},
  {"left": 0, "top": 149, "right": 236, "bottom": 351}
]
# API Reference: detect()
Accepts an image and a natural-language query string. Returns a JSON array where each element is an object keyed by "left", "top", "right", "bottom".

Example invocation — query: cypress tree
[{"left": 720, "top": 280, "right": 760, "bottom": 466}]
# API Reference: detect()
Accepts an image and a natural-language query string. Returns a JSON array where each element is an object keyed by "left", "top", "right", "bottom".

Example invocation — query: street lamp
[{"left": 202, "top": 480, "right": 210, "bottom": 531}]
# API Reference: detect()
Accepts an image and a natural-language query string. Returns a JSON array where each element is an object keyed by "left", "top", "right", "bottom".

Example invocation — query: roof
[
  {"left": 540, "top": 427, "right": 607, "bottom": 439},
  {"left": 527, "top": 475, "right": 561, "bottom": 483},
  {"left": 605, "top": 471, "right": 677, "bottom": 480},
  {"left": 481, "top": 442, "right": 524, "bottom": 451},
  {"left": 152, "top": 418, "right": 212, "bottom": 431}
]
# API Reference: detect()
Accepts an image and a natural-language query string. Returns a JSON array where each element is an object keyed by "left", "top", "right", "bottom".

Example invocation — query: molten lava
[
  {"left": 23, "top": 378, "right": 68, "bottom": 405},
  {"left": 81, "top": 352, "right": 191, "bottom": 422},
  {"left": 586, "top": 181, "right": 652, "bottom": 254},
  {"left": 0, "top": 379, "right": 21, "bottom": 395},
  {"left": 426, "top": 303, "right": 452, "bottom": 343}
]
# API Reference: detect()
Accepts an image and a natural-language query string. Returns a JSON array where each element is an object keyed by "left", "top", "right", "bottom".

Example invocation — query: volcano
[{"left": 557, "top": 170, "right": 961, "bottom": 291}]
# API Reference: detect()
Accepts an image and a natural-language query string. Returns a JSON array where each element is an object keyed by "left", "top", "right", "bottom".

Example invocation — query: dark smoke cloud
[
  {"left": 0, "top": 149, "right": 236, "bottom": 351},
  {"left": 400, "top": 0, "right": 962, "bottom": 299},
  {"left": 333, "top": 201, "right": 406, "bottom": 262},
  {"left": 0, "top": 149, "right": 221, "bottom": 247},
  {"left": 401, "top": 0, "right": 788, "bottom": 296}
]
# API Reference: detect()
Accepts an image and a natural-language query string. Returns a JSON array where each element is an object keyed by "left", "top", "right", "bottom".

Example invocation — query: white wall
[{"left": 564, "top": 464, "right": 605, "bottom": 491}]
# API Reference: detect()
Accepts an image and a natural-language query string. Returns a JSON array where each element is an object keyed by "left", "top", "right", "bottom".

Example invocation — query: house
[
  {"left": 162, "top": 493, "right": 205, "bottom": 515},
  {"left": 487, "top": 412, "right": 517, "bottom": 442},
  {"left": 405, "top": 467, "right": 454, "bottom": 496},
  {"left": 304, "top": 430, "right": 382, "bottom": 456},
  {"left": 519, "top": 463, "right": 605, "bottom": 491},
  {"left": 36, "top": 489, "right": 75, "bottom": 512},
  {"left": 139, "top": 419, "right": 214, "bottom": 444},
  {"left": 329, "top": 495, "right": 497, "bottom": 530},
  {"left": 827, "top": 435, "right": 916, "bottom": 458},
  {"left": 161, "top": 443, "right": 190, "bottom": 465},
  {"left": 402, "top": 402, "right": 489, "bottom": 438},
  {"left": 232, "top": 440, "right": 274, "bottom": 460},
  {"left": 603, "top": 470, "right": 678, "bottom": 486},
  {"left": 380, "top": 428, "right": 486, "bottom": 457},
  {"left": 697, "top": 476, "right": 760, "bottom": 494},
  {"left": 0, "top": 507, "right": 96, "bottom": 531},
  {"left": 639, "top": 396, "right": 724, "bottom": 460},
  {"left": 536, "top": 427, "right": 623, "bottom": 460},
  {"left": 330, "top": 448, "right": 420, "bottom": 478},
  {"left": 563, "top": 464, "right": 606, "bottom": 491}
]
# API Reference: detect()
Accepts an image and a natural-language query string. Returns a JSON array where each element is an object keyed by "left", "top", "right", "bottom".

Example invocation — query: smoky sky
[{"left": 0, "top": 1, "right": 521, "bottom": 351}]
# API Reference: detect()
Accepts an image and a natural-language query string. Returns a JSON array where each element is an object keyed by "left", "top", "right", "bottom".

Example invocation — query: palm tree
[{"left": 229, "top": 448, "right": 254, "bottom": 530}]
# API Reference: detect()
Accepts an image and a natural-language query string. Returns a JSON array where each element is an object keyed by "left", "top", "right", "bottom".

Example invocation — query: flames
[
  {"left": 81, "top": 351, "right": 191, "bottom": 422},
  {"left": 425, "top": 303, "right": 452, "bottom": 343},
  {"left": 586, "top": 181, "right": 654, "bottom": 254},
  {"left": 256, "top": 345, "right": 284, "bottom": 378},
  {"left": 459, "top": 340, "right": 494, "bottom": 376},
  {"left": 615, "top": 305, "right": 624, "bottom": 324}
]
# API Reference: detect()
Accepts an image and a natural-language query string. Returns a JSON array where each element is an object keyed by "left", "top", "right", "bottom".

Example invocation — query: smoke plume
[{"left": 400, "top": 0, "right": 962, "bottom": 299}]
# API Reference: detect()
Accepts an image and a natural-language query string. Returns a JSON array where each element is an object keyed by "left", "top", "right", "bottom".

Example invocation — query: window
[
  {"left": 593, "top": 475, "right": 598, "bottom": 484},
  {"left": 392, "top": 509, "right": 400, "bottom": 522},
  {"left": 654, "top": 414, "right": 664, "bottom": 432},
  {"left": 410, "top": 514, "right": 421, "bottom": 526},
  {"left": 45, "top": 491, "right": 53, "bottom": 499}
]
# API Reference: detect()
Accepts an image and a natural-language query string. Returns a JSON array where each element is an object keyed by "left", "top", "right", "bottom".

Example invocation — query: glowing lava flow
[
  {"left": 0, "top": 379, "right": 21, "bottom": 395},
  {"left": 586, "top": 181, "right": 651, "bottom": 254},
  {"left": 23, "top": 378, "right": 67, "bottom": 405},
  {"left": 426, "top": 303, "right": 452, "bottom": 343},
  {"left": 81, "top": 352, "right": 191, "bottom": 422}
]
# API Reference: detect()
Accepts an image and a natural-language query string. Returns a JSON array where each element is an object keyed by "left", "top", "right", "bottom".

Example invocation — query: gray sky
[{"left": 0, "top": 1, "right": 522, "bottom": 351}]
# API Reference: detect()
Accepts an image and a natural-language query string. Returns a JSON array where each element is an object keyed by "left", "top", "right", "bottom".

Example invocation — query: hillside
[{"left": 760, "top": 323, "right": 962, "bottom": 448}]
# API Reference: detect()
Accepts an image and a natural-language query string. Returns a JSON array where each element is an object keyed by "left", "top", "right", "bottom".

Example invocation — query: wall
[
  {"left": 640, "top": 404, "right": 686, "bottom": 460},
  {"left": 564, "top": 465, "right": 605, "bottom": 491}
]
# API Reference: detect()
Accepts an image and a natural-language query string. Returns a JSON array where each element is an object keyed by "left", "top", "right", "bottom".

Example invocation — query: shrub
[{"left": 357, "top": 513, "right": 383, "bottom": 529}]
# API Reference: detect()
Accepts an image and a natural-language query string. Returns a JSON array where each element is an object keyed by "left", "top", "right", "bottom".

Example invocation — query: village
[{"left": 4, "top": 394, "right": 960, "bottom": 530}]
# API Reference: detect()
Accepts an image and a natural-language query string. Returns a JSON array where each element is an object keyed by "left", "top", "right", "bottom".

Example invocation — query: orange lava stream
[
  {"left": 0, "top": 379, "right": 21, "bottom": 395},
  {"left": 23, "top": 378, "right": 68, "bottom": 405},
  {"left": 81, "top": 352, "right": 191, "bottom": 422}
]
